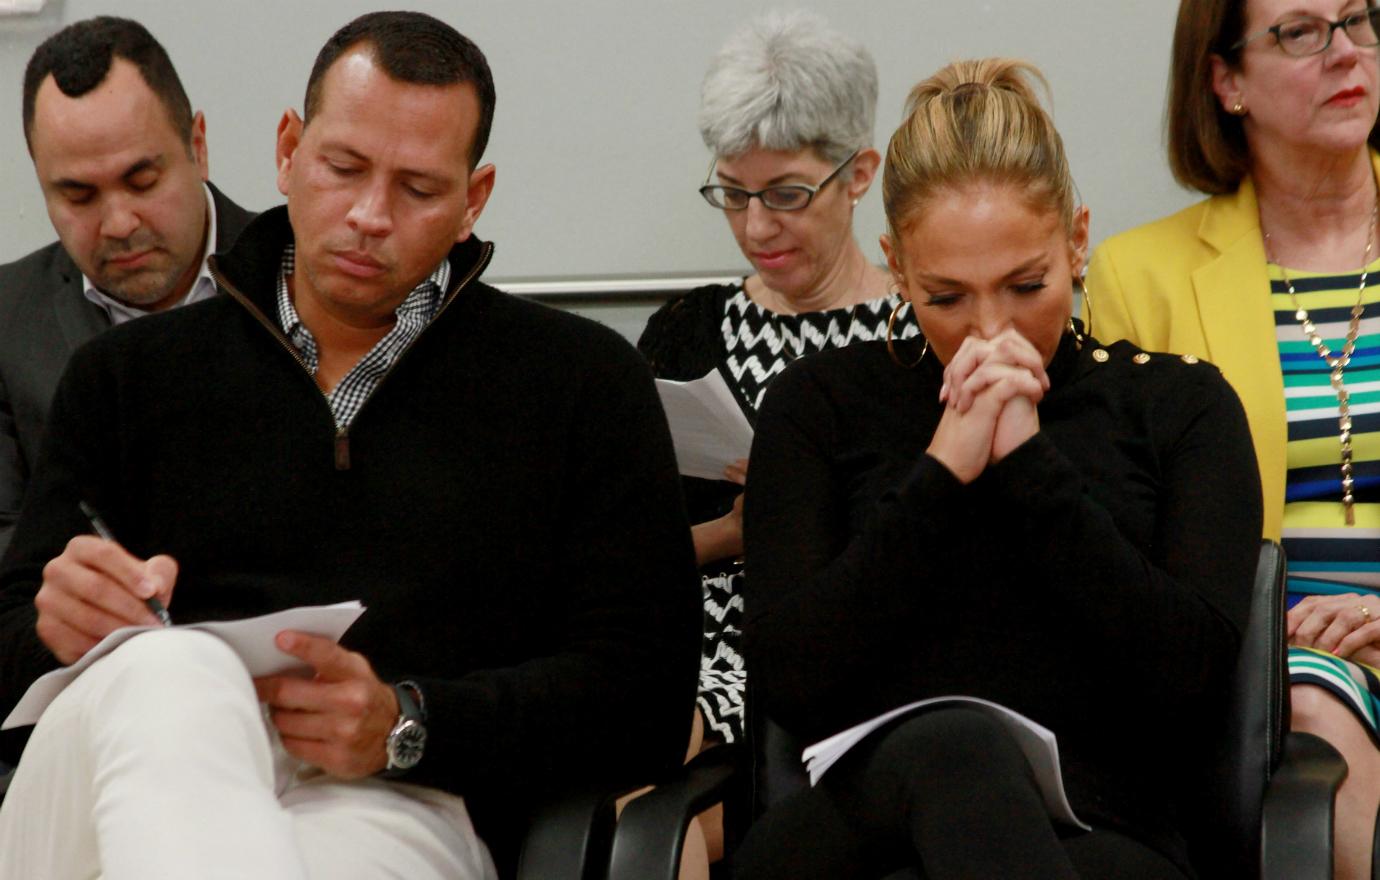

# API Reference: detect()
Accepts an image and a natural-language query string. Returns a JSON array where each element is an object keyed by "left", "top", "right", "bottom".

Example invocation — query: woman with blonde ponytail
[{"left": 737, "top": 59, "right": 1261, "bottom": 878}]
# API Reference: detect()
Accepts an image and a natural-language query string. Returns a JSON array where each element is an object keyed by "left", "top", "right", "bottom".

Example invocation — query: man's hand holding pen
[{"left": 34, "top": 534, "right": 178, "bottom": 665}]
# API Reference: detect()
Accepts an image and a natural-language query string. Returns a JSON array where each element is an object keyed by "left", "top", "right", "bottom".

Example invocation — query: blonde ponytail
[{"left": 883, "top": 58, "right": 1075, "bottom": 241}]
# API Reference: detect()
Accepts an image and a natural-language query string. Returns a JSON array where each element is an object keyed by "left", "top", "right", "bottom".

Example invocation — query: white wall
[{"left": 0, "top": 0, "right": 1196, "bottom": 291}]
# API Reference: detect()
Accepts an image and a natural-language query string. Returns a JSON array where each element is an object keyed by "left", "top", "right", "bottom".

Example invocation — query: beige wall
[{"left": 0, "top": 0, "right": 1193, "bottom": 341}]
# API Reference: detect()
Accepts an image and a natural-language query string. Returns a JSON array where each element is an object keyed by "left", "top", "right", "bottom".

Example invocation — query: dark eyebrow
[
  {"left": 52, "top": 155, "right": 166, "bottom": 192},
  {"left": 52, "top": 178, "right": 96, "bottom": 194},
  {"left": 321, "top": 142, "right": 454, "bottom": 188},
  {"left": 716, "top": 169, "right": 815, "bottom": 188},
  {"left": 1275, "top": 4, "right": 1360, "bottom": 19},
  {"left": 915, "top": 256, "right": 1049, "bottom": 287},
  {"left": 1000, "top": 256, "right": 1050, "bottom": 279},
  {"left": 121, "top": 157, "right": 164, "bottom": 182},
  {"left": 324, "top": 144, "right": 370, "bottom": 164}
]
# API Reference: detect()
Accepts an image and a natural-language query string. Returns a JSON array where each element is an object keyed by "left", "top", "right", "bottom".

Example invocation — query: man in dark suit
[{"left": 0, "top": 17, "right": 253, "bottom": 557}]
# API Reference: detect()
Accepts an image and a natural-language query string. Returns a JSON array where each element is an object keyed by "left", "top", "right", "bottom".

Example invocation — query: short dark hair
[
  {"left": 1168, "top": 0, "right": 1380, "bottom": 194},
  {"left": 22, "top": 16, "right": 194, "bottom": 153},
  {"left": 304, "top": 11, "right": 496, "bottom": 169}
]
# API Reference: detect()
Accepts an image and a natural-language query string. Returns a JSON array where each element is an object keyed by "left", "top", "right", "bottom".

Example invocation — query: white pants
[{"left": 0, "top": 629, "right": 497, "bottom": 880}]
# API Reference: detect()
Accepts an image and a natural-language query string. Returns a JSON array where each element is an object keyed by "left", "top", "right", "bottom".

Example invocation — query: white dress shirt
[{"left": 82, "top": 182, "right": 219, "bottom": 326}]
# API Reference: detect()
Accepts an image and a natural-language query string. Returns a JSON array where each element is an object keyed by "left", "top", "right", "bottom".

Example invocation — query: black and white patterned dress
[{"left": 638, "top": 282, "right": 917, "bottom": 743}]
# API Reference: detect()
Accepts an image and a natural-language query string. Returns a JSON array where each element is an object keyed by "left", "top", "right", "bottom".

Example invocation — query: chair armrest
[
  {"left": 516, "top": 786, "right": 623, "bottom": 880},
  {"left": 607, "top": 744, "right": 745, "bottom": 880},
  {"left": 1262, "top": 731, "right": 1348, "bottom": 880}
]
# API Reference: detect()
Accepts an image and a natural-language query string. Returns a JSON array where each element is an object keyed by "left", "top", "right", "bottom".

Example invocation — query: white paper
[
  {"left": 655, "top": 372, "right": 754, "bottom": 480},
  {"left": 801, "top": 695, "right": 1090, "bottom": 830},
  {"left": 3, "top": 600, "right": 366, "bottom": 730}
]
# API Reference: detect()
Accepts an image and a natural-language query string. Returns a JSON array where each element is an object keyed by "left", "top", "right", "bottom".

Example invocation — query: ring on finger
[{"left": 1361, "top": 605, "right": 1373, "bottom": 623}]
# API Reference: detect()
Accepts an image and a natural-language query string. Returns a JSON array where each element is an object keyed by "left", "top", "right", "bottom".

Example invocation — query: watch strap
[
  {"left": 395, "top": 679, "right": 426, "bottom": 722},
  {"left": 383, "top": 682, "right": 428, "bottom": 776}
]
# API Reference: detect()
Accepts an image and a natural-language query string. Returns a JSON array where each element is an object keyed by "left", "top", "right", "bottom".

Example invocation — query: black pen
[{"left": 78, "top": 500, "right": 173, "bottom": 627}]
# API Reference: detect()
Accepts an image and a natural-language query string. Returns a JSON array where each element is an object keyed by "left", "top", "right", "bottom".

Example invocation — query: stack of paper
[
  {"left": 801, "top": 695, "right": 1090, "bottom": 830},
  {"left": 655, "top": 371, "right": 754, "bottom": 480},
  {"left": 3, "top": 600, "right": 366, "bottom": 730}
]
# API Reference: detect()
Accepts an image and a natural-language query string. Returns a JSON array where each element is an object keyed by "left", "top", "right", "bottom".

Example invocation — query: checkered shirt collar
[{"left": 275, "top": 242, "right": 451, "bottom": 428}]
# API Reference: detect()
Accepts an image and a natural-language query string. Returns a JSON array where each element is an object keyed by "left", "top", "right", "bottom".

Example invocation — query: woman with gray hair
[{"left": 637, "top": 11, "right": 910, "bottom": 785}]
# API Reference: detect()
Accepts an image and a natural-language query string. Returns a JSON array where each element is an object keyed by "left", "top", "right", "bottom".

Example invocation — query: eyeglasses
[
  {"left": 1231, "top": 6, "right": 1380, "bottom": 56},
  {"left": 699, "top": 150, "right": 858, "bottom": 211}
]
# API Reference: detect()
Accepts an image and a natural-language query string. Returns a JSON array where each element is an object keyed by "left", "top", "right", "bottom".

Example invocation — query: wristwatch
[{"left": 384, "top": 681, "right": 427, "bottom": 774}]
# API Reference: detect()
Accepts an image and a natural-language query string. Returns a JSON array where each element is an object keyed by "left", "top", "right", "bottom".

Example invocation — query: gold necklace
[{"left": 1264, "top": 200, "right": 1378, "bottom": 526}]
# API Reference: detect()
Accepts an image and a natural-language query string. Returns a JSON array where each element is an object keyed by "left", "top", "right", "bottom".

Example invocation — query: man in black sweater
[{"left": 0, "top": 12, "right": 700, "bottom": 879}]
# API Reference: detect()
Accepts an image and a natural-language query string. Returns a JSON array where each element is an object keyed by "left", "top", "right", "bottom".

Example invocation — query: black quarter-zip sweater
[{"left": 0, "top": 207, "right": 702, "bottom": 875}]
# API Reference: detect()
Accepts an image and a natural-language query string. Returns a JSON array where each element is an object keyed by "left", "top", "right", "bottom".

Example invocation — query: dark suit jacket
[{"left": 0, "top": 182, "right": 253, "bottom": 558}]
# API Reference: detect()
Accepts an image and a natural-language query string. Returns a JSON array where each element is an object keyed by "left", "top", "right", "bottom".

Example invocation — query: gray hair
[{"left": 698, "top": 10, "right": 877, "bottom": 164}]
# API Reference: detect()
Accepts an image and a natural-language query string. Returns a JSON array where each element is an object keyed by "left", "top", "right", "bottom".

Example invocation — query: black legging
[{"left": 732, "top": 708, "right": 1186, "bottom": 880}]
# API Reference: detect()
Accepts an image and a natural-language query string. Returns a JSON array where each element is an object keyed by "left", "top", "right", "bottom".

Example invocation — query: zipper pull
[{"left": 334, "top": 429, "right": 351, "bottom": 471}]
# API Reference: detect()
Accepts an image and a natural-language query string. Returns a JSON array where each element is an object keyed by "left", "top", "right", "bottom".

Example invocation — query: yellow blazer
[{"left": 1084, "top": 151, "right": 1380, "bottom": 540}]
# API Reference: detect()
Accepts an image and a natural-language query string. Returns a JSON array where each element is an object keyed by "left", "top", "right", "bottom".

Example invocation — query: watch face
[{"left": 387, "top": 718, "right": 427, "bottom": 770}]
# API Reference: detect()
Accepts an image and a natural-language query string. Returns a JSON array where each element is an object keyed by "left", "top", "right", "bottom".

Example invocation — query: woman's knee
[
  {"left": 845, "top": 707, "right": 1041, "bottom": 820},
  {"left": 871, "top": 707, "right": 1027, "bottom": 773},
  {"left": 1291, "top": 683, "right": 1362, "bottom": 734}
]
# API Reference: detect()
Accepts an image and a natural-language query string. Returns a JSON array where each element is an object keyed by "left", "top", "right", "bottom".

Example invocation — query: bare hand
[
  {"left": 927, "top": 361, "right": 1044, "bottom": 483},
  {"left": 254, "top": 631, "right": 399, "bottom": 778},
  {"left": 1336, "top": 628, "right": 1380, "bottom": 669},
  {"left": 692, "top": 497, "right": 744, "bottom": 566},
  {"left": 724, "top": 458, "right": 748, "bottom": 486},
  {"left": 717, "top": 459, "right": 748, "bottom": 554},
  {"left": 991, "top": 391, "right": 1040, "bottom": 461},
  {"left": 1288, "top": 593, "right": 1380, "bottom": 656},
  {"left": 928, "top": 331, "right": 1046, "bottom": 482},
  {"left": 940, "top": 330, "right": 1049, "bottom": 414},
  {"left": 34, "top": 536, "right": 178, "bottom": 665},
  {"left": 691, "top": 459, "right": 748, "bottom": 565}
]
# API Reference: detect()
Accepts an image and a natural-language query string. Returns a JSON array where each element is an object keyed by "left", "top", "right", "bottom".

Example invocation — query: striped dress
[{"left": 1276, "top": 259, "right": 1380, "bottom": 737}]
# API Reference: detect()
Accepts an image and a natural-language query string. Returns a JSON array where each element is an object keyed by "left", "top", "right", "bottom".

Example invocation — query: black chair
[
  {"left": 1202, "top": 540, "right": 1347, "bottom": 879},
  {"left": 607, "top": 541, "right": 1351, "bottom": 880},
  {"left": 515, "top": 787, "right": 624, "bottom": 880}
]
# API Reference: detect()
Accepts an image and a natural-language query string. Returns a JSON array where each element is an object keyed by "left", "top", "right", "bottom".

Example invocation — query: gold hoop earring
[
  {"left": 887, "top": 300, "right": 927, "bottom": 368},
  {"left": 1075, "top": 275, "right": 1093, "bottom": 340}
]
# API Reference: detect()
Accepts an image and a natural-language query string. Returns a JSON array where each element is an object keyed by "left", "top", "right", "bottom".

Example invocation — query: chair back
[
  {"left": 1188, "top": 539, "right": 1288, "bottom": 877},
  {"left": 750, "top": 705, "right": 809, "bottom": 817}
]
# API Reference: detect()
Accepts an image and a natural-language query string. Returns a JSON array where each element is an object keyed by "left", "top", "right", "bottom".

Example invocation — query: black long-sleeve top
[
  {"left": 0, "top": 208, "right": 702, "bottom": 876},
  {"left": 743, "top": 331, "right": 1263, "bottom": 867}
]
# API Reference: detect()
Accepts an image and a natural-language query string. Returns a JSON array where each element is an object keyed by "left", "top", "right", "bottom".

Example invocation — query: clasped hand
[
  {"left": 37, "top": 535, "right": 398, "bottom": 777},
  {"left": 1288, "top": 593, "right": 1380, "bottom": 668},
  {"left": 926, "top": 329, "right": 1049, "bottom": 484}
]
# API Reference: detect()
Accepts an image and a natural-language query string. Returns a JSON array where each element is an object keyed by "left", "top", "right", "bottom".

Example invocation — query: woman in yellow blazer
[
  {"left": 1087, "top": 1, "right": 1380, "bottom": 876},
  {"left": 1092, "top": 155, "right": 1380, "bottom": 541}
]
